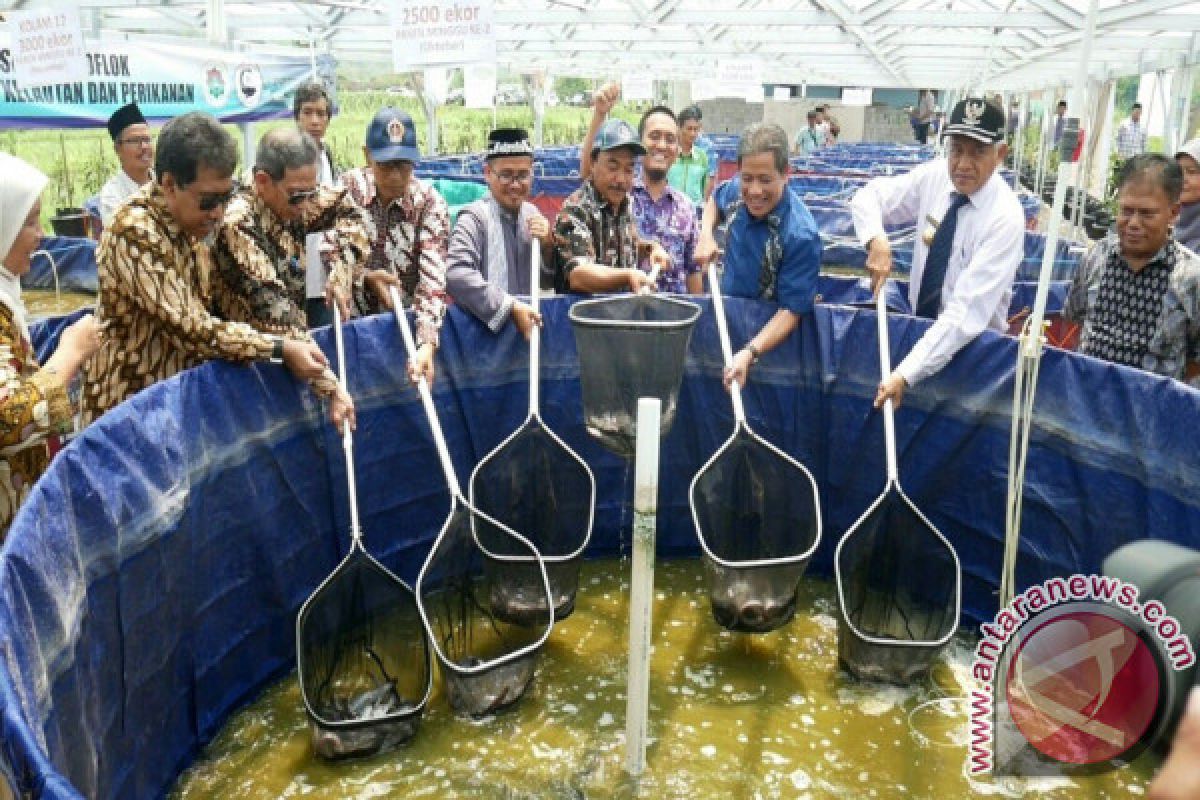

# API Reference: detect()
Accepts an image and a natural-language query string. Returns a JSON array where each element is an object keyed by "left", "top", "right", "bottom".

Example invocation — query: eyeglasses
[
  {"left": 287, "top": 188, "right": 319, "bottom": 205},
  {"left": 494, "top": 170, "right": 533, "bottom": 185},
  {"left": 119, "top": 136, "right": 153, "bottom": 147},
  {"left": 196, "top": 182, "right": 240, "bottom": 212}
]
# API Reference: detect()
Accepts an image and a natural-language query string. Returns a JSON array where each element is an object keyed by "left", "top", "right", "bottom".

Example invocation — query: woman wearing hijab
[
  {"left": 1175, "top": 140, "right": 1200, "bottom": 254},
  {"left": 0, "top": 154, "right": 101, "bottom": 533}
]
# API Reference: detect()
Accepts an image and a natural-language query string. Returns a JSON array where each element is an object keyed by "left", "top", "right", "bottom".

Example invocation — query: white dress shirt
[
  {"left": 306, "top": 146, "right": 337, "bottom": 299},
  {"left": 98, "top": 169, "right": 146, "bottom": 227},
  {"left": 851, "top": 157, "right": 1024, "bottom": 386}
]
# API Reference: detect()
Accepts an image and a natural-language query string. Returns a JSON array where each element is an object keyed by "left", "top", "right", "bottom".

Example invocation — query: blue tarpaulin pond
[{"left": 1, "top": 294, "right": 1198, "bottom": 798}]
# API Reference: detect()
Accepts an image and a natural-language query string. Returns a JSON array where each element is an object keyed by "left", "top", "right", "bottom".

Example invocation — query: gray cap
[
  {"left": 592, "top": 119, "right": 647, "bottom": 156},
  {"left": 1176, "top": 138, "right": 1200, "bottom": 166}
]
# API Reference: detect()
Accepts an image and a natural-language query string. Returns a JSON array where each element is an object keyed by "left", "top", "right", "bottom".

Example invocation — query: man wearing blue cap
[
  {"left": 554, "top": 117, "right": 669, "bottom": 293},
  {"left": 330, "top": 107, "right": 449, "bottom": 385}
]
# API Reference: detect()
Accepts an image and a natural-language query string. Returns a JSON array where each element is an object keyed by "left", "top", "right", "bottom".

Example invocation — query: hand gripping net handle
[
  {"left": 390, "top": 286, "right": 463, "bottom": 498},
  {"left": 706, "top": 263, "right": 746, "bottom": 424},
  {"left": 331, "top": 304, "right": 363, "bottom": 544},
  {"left": 875, "top": 289, "right": 899, "bottom": 483}
]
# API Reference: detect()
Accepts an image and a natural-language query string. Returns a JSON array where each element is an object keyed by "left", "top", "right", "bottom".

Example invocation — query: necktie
[{"left": 916, "top": 192, "right": 970, "bottom": 319}]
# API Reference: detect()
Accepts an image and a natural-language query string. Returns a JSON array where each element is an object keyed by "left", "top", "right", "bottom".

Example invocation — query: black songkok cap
[
  {"left": 485, "top": 128, "right": 534, "bottom": 159},
  {"left": 107, "top": 102, "right": 147, "bottom": 141}
]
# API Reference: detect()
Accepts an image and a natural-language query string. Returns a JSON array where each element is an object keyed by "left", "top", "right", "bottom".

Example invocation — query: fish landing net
[
  {"left": 469, "top": 247, "right": 595, "bottom": 624},
  {"left": 296, "top": 307, "right": 432, "bottom": 760},
  {"left": 688, "top": 265, "right": 822, "bottom": 633},
  {"left": 834, "top": 291, "right": 961, "bottom": 684},
  {"left": 392, "top": 288, "right": 554, "bottom": 717},
  {"left": 568, "top": 291, "right": 702, "bottom": 459}
]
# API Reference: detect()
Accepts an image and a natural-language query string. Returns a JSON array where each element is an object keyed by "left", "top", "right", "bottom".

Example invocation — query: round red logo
[{"left": 1005, "top": 610, "right": 1161, "bottom": 765}]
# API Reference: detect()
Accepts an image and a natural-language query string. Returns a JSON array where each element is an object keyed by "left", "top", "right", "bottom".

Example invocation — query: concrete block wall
[
  {"left": 863, "top": 106, "right": 916, "bottom": 144},
  {"left": 695, "top": 98, "right": 765, "bottom": 134}
]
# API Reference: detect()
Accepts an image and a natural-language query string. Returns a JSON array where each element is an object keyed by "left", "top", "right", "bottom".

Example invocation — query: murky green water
[
  {"left": 170, "top": 559, "right": 1155, "bottom": 799},
  {"left": 25, "top": 289, "right": 94, "bottom": 316}
]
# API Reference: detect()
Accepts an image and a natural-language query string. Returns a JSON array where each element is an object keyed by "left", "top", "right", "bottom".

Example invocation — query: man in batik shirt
[
  {"left": 212, "top": 127, "right": 368, "bottom": 405},
  {"left": 81, "top": 112, "right": 351, "bottom": 430},
  {"left": 330, "top": 107, "right": 448, "bottom": 385},
  {"left": 554, "top": 118, "right": 669, "bottom": 293},
  {"left": 1065, "top": 154, "right": 1200, "bottom": 385}
]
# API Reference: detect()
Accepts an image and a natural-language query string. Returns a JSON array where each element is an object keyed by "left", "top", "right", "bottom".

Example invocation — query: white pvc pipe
[
  {"left": 625, "top": 396, "right": 661, "bottom": 777},
  {"left": 528, "top": 246, "right": 541, "bottom": 416},
  {"left": 331, "top": 304, "right": 362, "bottom": 544}
]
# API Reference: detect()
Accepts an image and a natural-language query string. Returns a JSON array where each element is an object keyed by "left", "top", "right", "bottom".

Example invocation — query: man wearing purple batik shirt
[{"left": 581, "top": 93, "right": 700, "bottom": 294}]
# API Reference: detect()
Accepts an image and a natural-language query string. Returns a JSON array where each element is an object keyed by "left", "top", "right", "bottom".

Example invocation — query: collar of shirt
[
  {"left": 347, "top": 166, "right": 426, "bottom": 215},
  {"left": 243, "top": 189, "right": 296, "bottom": 242},
  {"left": 1106, "top": 236, "right": 1173, "bottom": 273},
  {"left": 582, "top": 179, "right": 630, "bottom": 216},
  {"left": 144, "top": 183, "right": 188, "bottom": 243}
]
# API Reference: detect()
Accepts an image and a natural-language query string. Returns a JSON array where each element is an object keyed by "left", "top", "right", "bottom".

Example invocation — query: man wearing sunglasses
[
  {"left": 209, "top": 128, "right": 369, "bottom": 414},
  {"left": 212, "top": 128, "right": 366, "bottom": 333},
  {"left": 98, "top": 102, "right": 155, "bottom": 227},
  {"left": 445, "top": 128, "right": 553, "bottom": 339},
  {"left": 329, "top": 107, "right": 449, "bottom": 386},
  {"left": 81, "top": 112, "right": 352, "bottom": 432}
]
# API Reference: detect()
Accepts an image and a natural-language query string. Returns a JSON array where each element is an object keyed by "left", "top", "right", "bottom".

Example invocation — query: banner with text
[
  {"left": 9, "top": 6, "right": 87, "bottom": 89},
  {"left": 390, "top": 0, "right": 496, "bottom": 70},
  {"left": 0, "top": 32, "right": 336, "bottom": 129},
  {"left": 715, "top": 58, "right": 763, "bottom": 102}
]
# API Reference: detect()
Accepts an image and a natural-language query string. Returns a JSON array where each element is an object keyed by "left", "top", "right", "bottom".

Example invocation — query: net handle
[
  {"left": 707, "top": 263, "right": 746, "bottom": 424},
  {"left": 875, "top": 289, "right": 899, "bottom": 482},
  {"left": 390, "top": 286, "right": 463, "bottom": 498},
  {"left": 529, "top": 243, "right": 540, "bottom": 416},
  {"left": 331, "top": 304, "right": 362, "bottom": 544}
]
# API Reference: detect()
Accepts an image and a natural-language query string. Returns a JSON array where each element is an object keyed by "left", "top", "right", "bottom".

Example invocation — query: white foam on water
[
  {"left": 789, "top": 768, "right": 812, "bottom": 790},
  {"left": 598, "top": 712, "right": 613, "bottom": 727},
  {"left": 699, "top": 744, "right": 717, "bottom": 758},
  {"left": 762, "top": 751, "right": 789, "bottom": 766}
]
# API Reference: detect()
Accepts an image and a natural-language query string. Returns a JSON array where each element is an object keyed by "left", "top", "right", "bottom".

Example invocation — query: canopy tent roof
[{"left": 16, "top": 0, "right": 1200, "bottom": 91}]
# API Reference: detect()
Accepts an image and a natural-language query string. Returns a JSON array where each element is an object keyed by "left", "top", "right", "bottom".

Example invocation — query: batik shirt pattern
[
  {"left": 1066, "top": 235, "right": 1200, "bottom": 383},
  {"left": 0, "top": 304, "right": 72, "bottom": 535},
  {"left": 630, "top": 181, "right": 698, "bottom": 294},
  {"left": 334, "top": 168, "right": 449, "bottom": 348},
  {"left": 554, "top": 181, "right": 648, "bottom": 287},
  {"left": 81, "top": 184, "right": 276, "bottom": 425},
  {"left": 212, "top": 187, "right": 368, "bottom": 396}
]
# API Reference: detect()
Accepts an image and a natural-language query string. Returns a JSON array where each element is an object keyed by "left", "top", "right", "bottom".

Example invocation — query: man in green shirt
[{"left": 668, "top": 105, "right": 715, "bottom": 205}]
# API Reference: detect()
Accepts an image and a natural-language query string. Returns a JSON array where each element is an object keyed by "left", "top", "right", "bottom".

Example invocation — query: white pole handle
[
  {"left": 707, "top": 263, "right": 746, "bottom": 424},
  {"left": 529, "top": 243, "right": 540, "bottom": 416},
  {"left": 875, "top": 290, "right": 899, "bottom": 483},
  {"left": 390, "top": 285, "right": 463, "bottom": 498},
  {"left": 625, "top": 396, "right": 660, "bottom": 777},
  {"left": 331, "top": 304, "right": 362, "bottom": 544}
]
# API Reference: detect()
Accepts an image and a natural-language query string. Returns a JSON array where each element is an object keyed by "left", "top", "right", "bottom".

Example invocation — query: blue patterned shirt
[{"left": 631, "top": 180, "right": 699, "bottom": 293}]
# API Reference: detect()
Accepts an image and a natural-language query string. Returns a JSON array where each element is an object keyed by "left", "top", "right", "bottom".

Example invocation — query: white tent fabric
[{"left": 27, "top": 0, "right": 1200, "bottom": 91}]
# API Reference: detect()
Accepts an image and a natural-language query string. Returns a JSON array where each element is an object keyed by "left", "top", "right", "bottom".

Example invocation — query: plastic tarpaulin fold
[
  {"left": 23, "top": 237, "right": 98, "bottom": 294},
  {"left": 2, "top": 297, "right": 1199, "bottom": 799}
]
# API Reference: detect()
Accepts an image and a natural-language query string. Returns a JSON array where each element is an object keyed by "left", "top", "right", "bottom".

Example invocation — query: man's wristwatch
[
  {"left": 268, "top": 336, "right": 285, "bottom": 365},
  {"left": 746, "top": 343, "right": 761, "bottom": 365}
]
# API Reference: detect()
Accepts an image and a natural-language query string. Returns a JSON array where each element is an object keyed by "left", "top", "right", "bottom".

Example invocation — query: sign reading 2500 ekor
[
  {"left": 0, "top": 31, "right": 337, "bottom": 130},
  {"left": 389, "top": 0, "right": 496, "bottom": 70}
]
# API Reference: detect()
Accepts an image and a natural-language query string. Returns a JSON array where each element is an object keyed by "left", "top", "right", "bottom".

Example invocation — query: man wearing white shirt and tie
[{"left": 851, "top": 97, "right": 1024, "bottom": 408}]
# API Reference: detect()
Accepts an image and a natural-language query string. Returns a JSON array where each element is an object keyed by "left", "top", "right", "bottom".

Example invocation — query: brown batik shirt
[
  {"left": 81, "top": 184, "right": 279, "bottom": 425},
  {"left": 211, "top": 187, "right": 369, "bottom": 396},
  {"left": 332, "top": 168, "right": 449, "bottom": 347}
]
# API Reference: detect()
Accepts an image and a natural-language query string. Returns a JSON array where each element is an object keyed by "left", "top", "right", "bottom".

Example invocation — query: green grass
[{"left": 9, "top": 90, "right": 638, "bottom": 230}]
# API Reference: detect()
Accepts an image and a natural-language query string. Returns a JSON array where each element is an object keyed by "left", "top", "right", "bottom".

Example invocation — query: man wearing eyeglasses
[
  {"left": 81, "top": 112, "right": 351, "bottom": 431},
  {"left": 445, "top": 128, "right": 553, "bottom": 338},
  {"left": 98, "top": 102, "right": 155, "bottom": 227},
  {"left": 212, "top": 128, "right": 366, "bottom": 334},
  {"left": 209, "top": 128, "right": 368, "bottom": 413},
  {"left": 330, "top": 107, "right": 449, "bottom": 386}
]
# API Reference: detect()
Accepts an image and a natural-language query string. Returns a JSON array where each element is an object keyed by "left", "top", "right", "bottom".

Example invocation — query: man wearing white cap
[{"left": 852, "top": 96, "right": 1024, "bottom": 408}]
